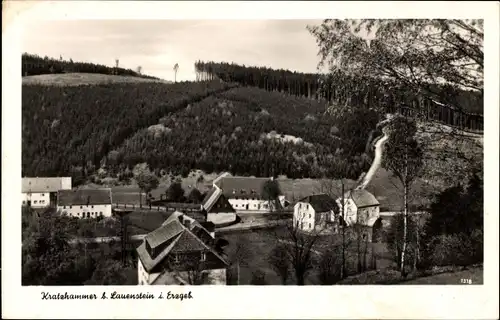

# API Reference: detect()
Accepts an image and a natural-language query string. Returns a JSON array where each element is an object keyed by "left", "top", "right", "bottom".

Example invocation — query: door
[{"left": 245, "top": 204, "right": 249, "bottom": 210}]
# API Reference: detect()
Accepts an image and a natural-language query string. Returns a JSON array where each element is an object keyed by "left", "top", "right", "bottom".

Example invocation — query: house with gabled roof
[
  {"left": 200, "top": 186, "right": 237, "bottom": 226},
  {"left": 336, "top": 189, "right": 382, "bottom": 242},
  {"left": 136, "top": 211, "right": 229, "bottom": 285},
  {"left": 293, "top": 193, "right": 340, "bottom": 233},
  {"left": 22, "top": 177, "right": 72, "bottom": 208},
  {"left": 57, "top": 188, "right": 112, "bottom": 218},
  {"left": 213, "top": 173, "right": 286, "bottom": 212}
]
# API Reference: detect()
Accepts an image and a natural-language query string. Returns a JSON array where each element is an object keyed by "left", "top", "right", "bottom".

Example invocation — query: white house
[
  {"left": 200, "top": 186, "right": 238, "bottom": 226},
  {"left": 336, "top": 189, "right": 380, "bottom": 226},
  {"left": 214, "top": 174, "right": 285, "bottom": 213},
  {"left": 293, "top": 193, "right": 339, "bottom": 233},
  {"left": 136, "top": 211, "right": 229, "bottom": 285},
  {"left": 22, "top": 177, "right": 72, "bottom": 208},
  {"left": 57, "top": 188, "right": 113, "bottom": 218}
]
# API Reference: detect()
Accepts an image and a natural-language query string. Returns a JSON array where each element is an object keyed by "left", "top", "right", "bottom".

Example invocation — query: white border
[{"left": 2, "top": 1, "right": 499, "bottom": 319}]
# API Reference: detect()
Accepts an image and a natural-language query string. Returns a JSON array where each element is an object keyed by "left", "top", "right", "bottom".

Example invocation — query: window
[
  {"left": 87, "top": 212, "right": 90, "bottom": 218},
  {"left": 80, "top": 206, "right": 83, "bottom": 209},
  {"left": 140, "top": 280, "right": 144, "bottom": 285},
  {"left": 174, "top": 254, "right": 179, "bottom": 262},
  {"left": 69, "top": 205, "right": 72, "bottom": 209},
  {"left": 41, "top": 194, "right": 44, "bottom": 196},
  {"left": 34, "top": 200, "right": 38, "bottom": 204},
  {"left": 201, "top": 252, "right": 206, "bottom": 261},
  {"left": 100, "top": 212, "right": 103, "bottom": 217},
  {"left": 309, "top": 223, "right": 312, "bottom": 229},
  {"left": 309, "top": 214, "right": 311, "bottom": 218},
  {"left": 91, "top": 205, "right": 94, "bottom": 208}
]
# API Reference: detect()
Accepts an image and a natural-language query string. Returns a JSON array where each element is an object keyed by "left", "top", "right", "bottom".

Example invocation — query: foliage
[
  {"left": 250, "top": 269, "right": 268, "bottom": 285},
  {"left": 186, "top": 188, "right": 204, "bottom": 204},
  {"left": 134, "top": 163, "right": 159, "bottom": 204},
  {"left": 317, "top": 245, "right": 342, "bottom": 285},
  {"left": 384, "top": 116, "right": 424, "bottom": 188},
  {"left": 384, "top": 213, "right": 422, "bottom": 271},
  {"left": 22, "top": 208, "right": 135, "bottom": 285},
  {"left": 308, "top": 19, "right": 483, "bottom": 113},
  {"left": 267, "top": 244, "right": 290, "bottom": 284},
  {"left": 262, "top": 179, "right": 282, "bottom": 211},
  {"left": 166, "top": 181, "right": 186, "bottom": 202},
  {"left": 85, "top": 260, "right": 136, "bottom": 285},
  {"left": 22, "top": 53, "right": 158, "bottom": 79},
  {"left": 426, "top": 232, "right": 480, "bottom": 267}
]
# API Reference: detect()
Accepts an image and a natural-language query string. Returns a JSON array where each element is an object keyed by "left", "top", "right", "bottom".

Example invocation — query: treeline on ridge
[
  {"left": 194, "top": 61, "right": 483, "bottom": 130},
  {"left": 22, "top": 53, "right": 159, "bottom": 80}
]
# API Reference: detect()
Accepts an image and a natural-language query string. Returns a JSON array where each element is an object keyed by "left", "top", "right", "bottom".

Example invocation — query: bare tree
[
  {"left": 173, "top": 63, "right": 179, "bottom": 83},
  {"left": 228, "top": 237, "right": 253, "bottom": 285},
  {"left": 318, "top": 244, "right": 342, "bottom": 285},
  {"left": 268, "top": 244, "right": 290, "bottom": 284},
  {"left": 167, "top": 253, "right": 210, "bottom": 285},
  {"left": 272, "top": 218, "right": 323, "bottom": 285}
]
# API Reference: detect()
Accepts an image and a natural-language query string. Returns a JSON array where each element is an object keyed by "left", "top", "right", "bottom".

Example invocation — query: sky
[{"left": 22, "top": 19, "right": 327, "bottom": 81}]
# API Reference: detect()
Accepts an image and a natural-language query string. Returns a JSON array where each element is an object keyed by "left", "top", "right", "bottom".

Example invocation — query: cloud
[{"left": 22, "top": 19, "right": 324, "bottom": 81}]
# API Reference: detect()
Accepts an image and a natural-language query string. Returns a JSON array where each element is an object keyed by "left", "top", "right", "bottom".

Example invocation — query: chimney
[
  {"left": 184, "top": 219, "right": 192, "bottom": 229},
  {"left": 178, "top": 214, "right": 184, "bottom": 224}
]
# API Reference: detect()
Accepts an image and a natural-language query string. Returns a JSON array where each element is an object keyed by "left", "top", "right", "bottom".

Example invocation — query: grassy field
[
  {"left": 403, "top": 267, "right": 483, "bottom": 285},
  {"left": 22, "top": 73, "right": 171, "bottom": 86},
  {"left": 221, "top": 227, "right": 392, "bottom": 285}
]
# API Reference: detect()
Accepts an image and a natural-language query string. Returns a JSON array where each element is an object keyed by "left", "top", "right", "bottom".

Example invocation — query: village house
[
  {"left": 200, "top": 187, "right": 238, "bottom": 226},
  {"left": 136, "top": 211, "right": 229, "bottom": 285},
  {"left": 336, "top": 189, "right": 382, "bottom": 242},
  {"left": 57, "top": 188, "right": 113, "bottom": 218},
  {"left": 213, "top": 174, "right": 285, "bottom": 212},
  {"left": 22, "top": 177, "right": 72, "bottom": 208},
  {"left": 293, "top": 193, "right": 340, "bottom": 233}
]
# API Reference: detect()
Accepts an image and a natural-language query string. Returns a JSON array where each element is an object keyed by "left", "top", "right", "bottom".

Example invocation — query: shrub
[{"left": 427, "top": 232, "right": 481, "bottom": 267}]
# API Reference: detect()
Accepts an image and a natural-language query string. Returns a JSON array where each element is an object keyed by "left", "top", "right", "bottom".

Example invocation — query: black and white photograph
[{"left": 2, "top": 1, "right": 499, "bottom": 319}]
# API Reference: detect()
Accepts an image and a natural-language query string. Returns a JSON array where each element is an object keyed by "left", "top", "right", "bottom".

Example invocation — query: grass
[
  {"left": 22, "top": 73, "right": 171, "bottom": 86},
  {"left": 221, "top": 227, "right": 391, "bottom": 285},
  {"left": 403, "top": 266, "right": 483, "bottom": 285}
]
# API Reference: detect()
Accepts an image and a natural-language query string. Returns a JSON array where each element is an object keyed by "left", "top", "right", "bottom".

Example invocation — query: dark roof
[
  {"left": 162, "top": 203, "right": 202, "bottom": 210},
  {"left": 200, "top": 221, "right": 215, "bottom": 233},
  {"left": 201, "top": 187, "right": 221, "bottom": 211},
  {"left": 342, "top": 189, "right": 380, "bottom": 208},
  {"left": 216, "top": 176, "right": 281, "bottom": 199},
  {"left": 57, "top": 189, "right": 112, "bottom": 206},
  {"left": 298, "top": 193, "right": 337, "bottom": 213},
  {"left": 136, "top": 212, "right": 228, "bottom": 273},
  {"left": 22, "top": 177, "right": 71, "bottom": 193},
  {"left": 144, "top": 219, "right": 184, "bottom": 248}
]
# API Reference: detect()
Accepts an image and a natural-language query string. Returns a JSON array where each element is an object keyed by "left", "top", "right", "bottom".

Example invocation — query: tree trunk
[
  {"left": 341, "top": 181, "right": 346, "bottom": 279},
  {"left": 139, "top": 190, "right": 142, "bottom": 209},
  {"left": 400, "top": 183, "right": 408, "bottom": 278},
  {"left": 413, "top": 218, "right": 420, "bottom": 273}
]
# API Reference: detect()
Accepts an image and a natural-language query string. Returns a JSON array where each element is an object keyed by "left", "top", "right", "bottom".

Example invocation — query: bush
[
  {"left": 250, "top": 269, "right": 268, "bottom": 285},
  {"left": 427, "top": 232, "right": 481, "bottom": 267}
]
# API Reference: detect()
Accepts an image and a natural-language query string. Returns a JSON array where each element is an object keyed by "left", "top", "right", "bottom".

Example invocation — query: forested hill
[
  {"left": 22, "top": 53, "right": 159, "bottom": 80},
  {"left": 22, "top": 78, "right": 376, "bottom": 184},
  {"left": 194, "top": 61, "right": 484, "bottom": 130}
]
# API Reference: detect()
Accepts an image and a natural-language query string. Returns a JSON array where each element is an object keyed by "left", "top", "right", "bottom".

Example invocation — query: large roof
[
  {"left": 22, "top": 177, "right": 71, "bottom": 193},
  {"left": 215, "top": 176, "right": 281, "bottom": 199},
  {"left": 201, "top": 187, "right": 222, "bottom": 211},
  {"left": 341, "top": 189, "right": 380, "bottom": 208},
  {"left": 137, "top": 211, "right": 228, "bottom": 273},
  {"left": 298, "top": 193, "right": 338, "bottom": 213},
  {"left": 57, "top": 189, "right": 112, "bottom": 206}
]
